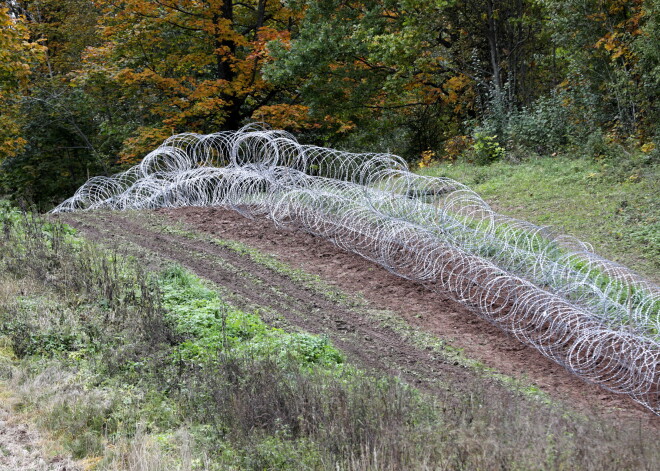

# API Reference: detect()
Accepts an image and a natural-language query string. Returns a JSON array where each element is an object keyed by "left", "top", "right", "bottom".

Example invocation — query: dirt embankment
[{"left": 58, "top": 207, "right": 659, "bottom": 425}]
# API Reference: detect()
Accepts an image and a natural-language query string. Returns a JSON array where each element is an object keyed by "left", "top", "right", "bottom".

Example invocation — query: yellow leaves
[
  {"left": 591, "top": 1, "right": 645, "bottom": 64},
  {"left": 0, "top": 8, "right": 45, "bottom": 160},
  {"left": 249, "top": 27, "right": 291, "bottom": 62},
  {"left": 443, "top": 74, "right": 469, "bottom": 98},
  {"left": 611, "top": 49, "right": 625, "bottom": 60},
  {"left": 0, "top": 108, "right": 28, "bottom": 160},
  {"left": 119, "top": 126, "right": 172, "bottom": 164},
  {"left": 258, "top": 27, "right": 289, "bottom": 44},
  {"left": 337, "top": 122, "right": 356, "bottom": 133},
  {"left": 85, "top": 0, "right": 299, "bottom": 156},
  {"left": 161, "top": 98, "right": 228, "bottom": 130},
  {"left": 188, "top": 80, "right": 224, "bottom": 100},
  {"left": 641, "top": 142, "right": 655, "bottom": 154},
  {"left": 0, "top": 135, "right": 27, "bottom": 159},
  {"left": 595, "top": 31, "right": 632, "bottom": 63},
  {"left": 382, "top": 9, "right": 400, "bottom": 19},
  {"left": 0, "top": 8, "right": 45, "bottom": 92},
  {"left": 595, "top": 32, "right": 614, "bottom": 50},
  {"left": 417, "top": 150, "right": 435, "bottom": 169},
  {"left": 443, "top": 135, "right": 471, "bottom": 161},
  {"left": 437, "top": 74, "right": 474, "bottom": 114}
]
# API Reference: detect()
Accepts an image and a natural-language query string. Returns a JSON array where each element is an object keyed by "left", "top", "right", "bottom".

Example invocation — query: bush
[
  {"left": 443, "top": 135, "right": 472, "bottom": 161},
  {"left": 470, "top": 131, "right": 506, "bottom": 165},
  {"left": 474, "top": 90, "right": 599, "bottom": 159},
  {"left": 505, "top": 92, "right": 573, "bottom": 154}
]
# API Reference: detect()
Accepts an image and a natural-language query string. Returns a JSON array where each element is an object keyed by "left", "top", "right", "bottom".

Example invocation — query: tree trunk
[
  {"left": 486, "top": 0, "right": 502, "bottom": 97},
  {"left": 213, "top": 0, "right": 242, "bottom": 130}
]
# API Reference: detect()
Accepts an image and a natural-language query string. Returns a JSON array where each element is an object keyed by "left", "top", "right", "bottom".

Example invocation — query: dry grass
[
  {"left": 0, "top": 384, "right": 81, "bottom": 471},
  {"left": 101, "top": 426, "right": 200, "bottom": 471}
]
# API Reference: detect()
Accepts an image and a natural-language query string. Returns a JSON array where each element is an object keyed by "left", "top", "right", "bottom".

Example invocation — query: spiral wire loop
[{"left": 52, "top": 125, "right": 660, "bottom": 414}]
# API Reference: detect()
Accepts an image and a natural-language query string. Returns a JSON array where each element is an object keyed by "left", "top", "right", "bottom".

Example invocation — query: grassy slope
[
  {"left": 2, "top": 209, "right": 659, "bottom": 470},
  {"left": 418, "top": 156, "right": 659, "bottom": 283}
]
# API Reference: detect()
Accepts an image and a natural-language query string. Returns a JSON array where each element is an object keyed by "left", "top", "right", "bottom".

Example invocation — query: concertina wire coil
[{"left": 52, "top": 124, "right": 660, "bottom": 415}]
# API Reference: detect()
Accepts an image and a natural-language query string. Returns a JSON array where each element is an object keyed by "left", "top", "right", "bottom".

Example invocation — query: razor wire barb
[{"left": 52, "top": 124, "right": 660, "bottom": 415}]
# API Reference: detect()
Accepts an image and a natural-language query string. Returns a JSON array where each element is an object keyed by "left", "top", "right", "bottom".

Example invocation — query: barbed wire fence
[{"left": 52, "top": 124, "right": 660, "bottom": 415}]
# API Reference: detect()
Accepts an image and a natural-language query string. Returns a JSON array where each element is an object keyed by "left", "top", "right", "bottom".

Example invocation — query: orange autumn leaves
[{"left": 86, "top": 0, "right": 306, "bottom": 163}]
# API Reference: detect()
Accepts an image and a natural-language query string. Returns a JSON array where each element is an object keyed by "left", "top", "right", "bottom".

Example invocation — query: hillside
[
  {"left": 2, "top": 0, "right": 660, "bottom": 467},
  {"left": 1, "top": 134, "right": 659, "bottom": 467},
  {"left": 0, "top": 205, "right": 658, "bottom": 470},
  {"left": 419, "top": 156, "right": 660, "bottom": 282}
]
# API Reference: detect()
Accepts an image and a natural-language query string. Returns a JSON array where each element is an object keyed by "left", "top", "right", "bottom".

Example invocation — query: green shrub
[
  {"left": 158, "top": 263, "right": 345, "bottom": 368},
  {"left": 505, "top": 92, "right": 573, "bottom": 154},
  {"left": 470, "top": 131, "right": 506, "bottom": 165}
]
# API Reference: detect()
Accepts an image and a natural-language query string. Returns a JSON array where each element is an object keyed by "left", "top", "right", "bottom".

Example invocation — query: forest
[{"left": 1, "top": 0, "right": 659, "bottom": 207}]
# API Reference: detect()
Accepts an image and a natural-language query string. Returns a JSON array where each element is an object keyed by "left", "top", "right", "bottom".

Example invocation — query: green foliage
[
  {"left": 2, "top": 0, "right": 660, "bottom": 205},
  {"left": 0, "top": 1, "right": 130, "bottom": 207},
  {"left": 635, "top": 0, "right": 660, "bottom": 135},
  {"left": 470, "top": 131, "right": 507, "bottom": 165},
  {"left": 0, "top": 5, "right": 45, "bottom": 159},
  {"left": 3, "top": 322, "right": 82, "bottom": 357},
  {"left": 544, "top": 0, "right": 658, "bottom": 140},
  {"left": 265, "top": 0, "right": 477, "bottom": 158},
  {"left": 504, "top": 92, "right": 574, "bottom": 154},
  {"left": 159, "top": 264, "right": 344, "bottom": 367}
]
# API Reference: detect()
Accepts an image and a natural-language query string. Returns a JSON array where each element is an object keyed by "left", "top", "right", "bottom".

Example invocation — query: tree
[
  {"left": 1, "top": 1, "right": 118, "bottom": 207},
  {"left": 265, "top": 0, "right": 552, "bottom": 158},
  {"left": 86, "top": 0, "right": 303, "bottom": 162},
  {"left": 545, "top": 0, "right": 648, "bottom": 136},
  {"left": 634, "top": 0, "right": 660, "bottom": 141},
  {"left": 0, "top": 5, "right": 44, "bottom": 160}
]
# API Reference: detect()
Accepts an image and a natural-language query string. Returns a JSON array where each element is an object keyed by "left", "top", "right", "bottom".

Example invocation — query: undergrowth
[{"left": 0, "top": 205, "right": 658, "bottom": 470}]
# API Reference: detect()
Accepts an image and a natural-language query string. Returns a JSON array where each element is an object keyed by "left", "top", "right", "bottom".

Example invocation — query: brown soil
[{"left": 57, "top": 207, "right": 659, "bottom": 426}]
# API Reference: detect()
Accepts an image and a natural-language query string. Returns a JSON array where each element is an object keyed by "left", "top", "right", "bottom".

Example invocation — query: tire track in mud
[
  {"left": 56, "top": 209, "right": 658, "bottom": 423},
  {"left": 58, "top": 211, "right": 489, "bottom": 399}
]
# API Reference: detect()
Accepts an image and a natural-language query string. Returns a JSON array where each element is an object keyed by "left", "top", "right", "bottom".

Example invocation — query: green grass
[
  {"left": 159, "top": 264, "right": 344, "bottom": 366},
  {"left": 417, "top": 156, "right": 660, "bottom": 283}
]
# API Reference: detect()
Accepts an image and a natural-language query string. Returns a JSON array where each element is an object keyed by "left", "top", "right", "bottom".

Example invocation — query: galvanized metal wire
[{"left": 52, "top": 125, "right": 660, "bottom": 414}]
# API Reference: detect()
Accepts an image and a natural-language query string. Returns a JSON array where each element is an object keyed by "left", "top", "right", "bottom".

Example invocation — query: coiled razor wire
[{"left": 52, "top": 124, "right": 660, "bottom": 415}]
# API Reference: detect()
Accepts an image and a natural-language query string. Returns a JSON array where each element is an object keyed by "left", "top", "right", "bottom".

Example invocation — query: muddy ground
[{"left": 57, "top": 207, "right": 659, "bottom": 425}]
